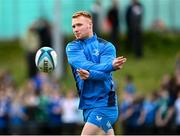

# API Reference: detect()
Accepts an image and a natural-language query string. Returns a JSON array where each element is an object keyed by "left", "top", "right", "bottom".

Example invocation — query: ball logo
[{"left": 44, "top": 59, "right": 48, "bottom": 72}]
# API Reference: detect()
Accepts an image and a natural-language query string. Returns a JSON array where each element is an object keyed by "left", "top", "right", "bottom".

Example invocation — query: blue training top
[{"left": 66, "top": 34, "right": 117, "bottom": 110}]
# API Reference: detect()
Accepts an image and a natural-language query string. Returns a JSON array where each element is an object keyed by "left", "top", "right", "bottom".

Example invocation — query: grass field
[
  {"left": 0, "top": 32, "right": 180, "bottom": 97},
  {"left": 0, "top": 40, "right": 28, "bottom": 86}
]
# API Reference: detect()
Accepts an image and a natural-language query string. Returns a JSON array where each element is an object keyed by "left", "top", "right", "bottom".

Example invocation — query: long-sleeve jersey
[{"left": 66, "top": 34, "right": 117, "bottom": 109}]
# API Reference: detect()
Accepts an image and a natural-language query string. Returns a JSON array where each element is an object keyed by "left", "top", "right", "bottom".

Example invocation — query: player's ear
[{"left": 88, "top": 21, "right": 93, "bottom": 29}]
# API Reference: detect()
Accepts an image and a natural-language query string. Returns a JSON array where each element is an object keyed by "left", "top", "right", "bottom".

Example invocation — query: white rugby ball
[{"left": 35, "top": 47, "right": 57, "bottom": 73}]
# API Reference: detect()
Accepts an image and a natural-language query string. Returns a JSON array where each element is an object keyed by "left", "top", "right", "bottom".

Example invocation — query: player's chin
[
  {"left": 75, "top": 34, "right": 83, "bottom": 40},
  {"left": 76, "top": 36, "right": 82, "bottom": 40}
]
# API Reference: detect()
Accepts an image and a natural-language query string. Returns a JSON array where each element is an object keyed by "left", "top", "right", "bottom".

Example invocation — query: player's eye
[{"left": 77, "top": 23, "right": 82, "bottom": 27}]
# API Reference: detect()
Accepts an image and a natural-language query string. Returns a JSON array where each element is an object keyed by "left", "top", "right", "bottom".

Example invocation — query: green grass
[
  {"left": 0, "top": 33, "right": 180, "bottom": 96},
  {"left": 0, "top": 40, "right": 28, "bottom": 86},
  {"left": 115, "top": 51, "right": 176, "bottom": 95}
]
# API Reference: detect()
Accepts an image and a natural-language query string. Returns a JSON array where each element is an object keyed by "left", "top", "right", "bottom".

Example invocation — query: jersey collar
[{"left": 80, "top": 33, "right": 97, "bottom": 44}]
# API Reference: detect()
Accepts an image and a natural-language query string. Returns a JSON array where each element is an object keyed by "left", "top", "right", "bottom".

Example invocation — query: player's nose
[{"left": 74, "top": 27, "right": 79, "bottom": 33}]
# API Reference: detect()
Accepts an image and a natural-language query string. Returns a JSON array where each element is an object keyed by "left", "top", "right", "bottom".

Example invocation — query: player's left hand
[
  {"left": 77, "top": 69, "right": 90, "bottom": 80},
  {"left": 113, "top": 56, "right": 127, "bottom": 70}
]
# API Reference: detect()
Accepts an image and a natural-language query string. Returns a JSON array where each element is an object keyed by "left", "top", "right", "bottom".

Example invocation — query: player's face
[{"left": 72, "top": 16, "right": 93, "bottom": 39}]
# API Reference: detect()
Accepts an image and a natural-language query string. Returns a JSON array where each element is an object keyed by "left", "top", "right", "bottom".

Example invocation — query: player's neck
[{"left": 87, "top": 32, "right": 94, "bottom": 38}]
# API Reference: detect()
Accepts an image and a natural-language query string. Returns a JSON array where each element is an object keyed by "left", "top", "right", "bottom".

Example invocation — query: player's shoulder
[
  {"left": 66, "top": 40, "right": 81, "bottom": 48},
  {"left": 97, "top": 37, "right": 109, "bottom": 45},
  {"left": 97, "top": 37, "right": 115, "bottom": 50},
  {"left": 67, "top": 39, "right": 80, "bottom": 46},
  {"left": 97, "top": 37, "right": 114, "bottom": 47},
  {"left": 66, "top": 40, "right": 81, "bottom": 51}
]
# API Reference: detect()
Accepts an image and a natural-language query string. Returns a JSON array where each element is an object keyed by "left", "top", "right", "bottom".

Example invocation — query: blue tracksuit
[{"left": 66, "top": 34, "right": 117, "bottom": 110}]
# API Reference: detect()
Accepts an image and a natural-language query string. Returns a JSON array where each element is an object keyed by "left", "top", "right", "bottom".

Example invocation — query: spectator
[
  {"left": 61, "top": 91, "right": 82, "bottom": 135},
  {"left": 126, "top": 0, "right": 144, "bottom": 58},
  {"left": 91, "top": 0, "right": 103, "bottom": 35},
  {"left": 137, "top": 91, "right": 159, "bottom": 134},
  {"left": 174, "top": 90, "right": 180, "bottom": 134},
  {"left": 155, "top": 88, "right": 175, "bottom": 134},
  {"left": 34, "top": 18, "right": 52, "bottom": 48},
  {"left": 168, "top": 70, "right": 180, "bottom": 107},
  {"left": 8, "top": 91, "right": 27, "bottom": 135},
  {"left": 21, "top": 18, "right": 52, "bottom": 78},
  {"left": 22, "top": 80, "right": 40, "bottom": 134},
  {"left": 124, "top": 74, "right": 136, "bottom": 95},
  {"left": 120, "top": 95, "right": 144, "bottom": 134},
  {"left": 36, "top": 81, "right": 51, "bottom": 135},
  {"left": 0, "top": 90, "right": 10, "bottom": 134},
  {"left": 106, "top": 0, "right": 120, "bottom": 52},
  {"left": 119, "top": 74, "right": 136, "bottom": 124},
  {"left": 21, "top": 24, "right": 39, "bottom": 78},
  {"left": 47, "top": 90, "right": 63, "bottom": 135},
  {"left": 119, "top": 92, "right": 134, "bottom": 134}
]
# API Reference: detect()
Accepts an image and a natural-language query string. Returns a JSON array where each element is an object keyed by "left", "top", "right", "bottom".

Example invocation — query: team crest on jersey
[
  {"left": 92, "top": 49, "right": 99, "bottom": 56},
  {"left": 67, "top": 47, "right": 71, "bottom": 51},
  {"left": 96, "top": 115, "right": 102, "bottom": 121},
  {"left": 106, "top": 121, "right": 111, "bottom": 128}
]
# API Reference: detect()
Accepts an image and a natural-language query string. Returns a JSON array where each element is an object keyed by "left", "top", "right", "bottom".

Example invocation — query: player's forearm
[
  {"left": 67, "top": 55, "right": 114, "bottom": 72},
  {"left": 87, "top": 70, "right": 110, "bottom": 80},
  {"left": 66, "top": 43, "right": 115, "bottom": 72}
]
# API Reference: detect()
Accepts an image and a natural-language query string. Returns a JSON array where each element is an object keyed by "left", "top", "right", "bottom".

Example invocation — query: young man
[{"left": 66, "top": 11, "right": 126, "bottom": 135}]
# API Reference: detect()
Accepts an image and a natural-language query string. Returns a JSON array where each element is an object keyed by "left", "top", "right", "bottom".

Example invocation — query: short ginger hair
[{"left": 72, "top": 11, "right": 92, "bottom": 20}]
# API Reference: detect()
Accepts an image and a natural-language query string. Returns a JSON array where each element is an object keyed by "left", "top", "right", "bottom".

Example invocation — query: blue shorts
[{"left": 83, "top": 106, "right": 119, "bottom": 133}]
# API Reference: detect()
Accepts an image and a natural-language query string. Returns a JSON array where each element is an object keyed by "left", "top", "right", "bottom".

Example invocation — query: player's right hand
[
  {"left": 77, "top": 68, "right": 90, "bottom": 80},
  {"left": 112, "top": 56, "right": 127, "bottom": 70}
]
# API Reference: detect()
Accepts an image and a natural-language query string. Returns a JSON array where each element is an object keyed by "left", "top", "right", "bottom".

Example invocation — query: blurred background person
[
  {"left": 8, "top": 91, "right": 27, "bottom": 135},
  {"left": 106, "top": 0, "right": 120, "bottom": 53},
  {"left": 90, "top": 0, "right": 103, "bottom": 35},
  {"left": 175, "top": 90, "right": 180, "bottom": 134},
  {"left": 61, "top": 91, "right": 83, "bottom": 135},
  {"left": 119, "top": 95, "right": 144, "bottom": 134},
  {"left": 124, "top": 74, "right": 136, "bottom": 95},
  {"left": 0, "top": 90, "right": 10, "bottom": 134},
  {"left": 155, "top": 88, "right": 175, "bottom": 134},
  {"left": 125, "top": 0, "right": 144, "bottom": 58},
  {"left": 34, "top": 18, "right": 52, "bottom": 48},
  {"left": 21, "top": 23, "right": 39, "bottom": 78},
  {"left": 21, "top": 18, "right": 53, "bottom": 79},
  {"left": 47, "top": 89, "right": 63, "bottom": 135},
  {"left": 137, "top": 91, "right": 159, "bottom": 134}
]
